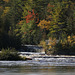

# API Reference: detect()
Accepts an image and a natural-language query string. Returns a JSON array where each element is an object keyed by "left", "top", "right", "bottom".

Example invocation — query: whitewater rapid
[{"left": 0, "top": 52, "right": 75, "bottom": 67}]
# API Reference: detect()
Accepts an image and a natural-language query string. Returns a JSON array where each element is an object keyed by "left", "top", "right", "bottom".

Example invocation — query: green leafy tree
[{"left": 47, "top": 1, "right": 75, "bottom": 38}]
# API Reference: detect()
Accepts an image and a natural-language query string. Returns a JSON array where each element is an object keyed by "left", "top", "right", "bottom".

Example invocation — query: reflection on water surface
[{"left": 0, "top": 66, "right": 75, "bottom": 75}]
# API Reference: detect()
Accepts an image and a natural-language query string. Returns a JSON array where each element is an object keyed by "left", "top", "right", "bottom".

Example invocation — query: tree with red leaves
[{"left": 25, "top": 9, "right": 39, "bottom": 23}]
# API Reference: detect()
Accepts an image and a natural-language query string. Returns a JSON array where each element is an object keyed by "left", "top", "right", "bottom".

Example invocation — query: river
[
  {"left": 0, "top": 66, "right": 75, "bottom": 75},
  {"left": 0, "top": 56, "right": 75, "bottom": 75}
]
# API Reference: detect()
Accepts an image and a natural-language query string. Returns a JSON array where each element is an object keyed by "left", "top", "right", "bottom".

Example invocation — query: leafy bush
[
  {"left": 40, "top": 35, "right": 75, "bottom": 55},
  {"left": 54, "top": 35, "right": 75, "bottom": 55},
  {"left": 0, "top": 48, "right": 23, "bottom": 60}
]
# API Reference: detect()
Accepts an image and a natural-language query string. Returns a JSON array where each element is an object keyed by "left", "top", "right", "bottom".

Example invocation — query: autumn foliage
[
  {"left": 3, "top": 0, "right": 9, "bottom": 3},
  {"left": 24, "top": 9, "right": 39, "bottom": 23},
  {"left": 0, "top": 0, "right": 75, "bottom": 55},
  {"left": 40, "top": 35, "right": 75, "bottom": 55},
  {"left": 0, "top": 6, "right": 2, "bottom": 9},
  {"left": 38, "top": 20, "right": 50, "bottom": 30}
]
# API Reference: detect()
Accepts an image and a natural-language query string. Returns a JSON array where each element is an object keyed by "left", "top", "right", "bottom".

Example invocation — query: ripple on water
[{"left": 0, "top": 57, "right": 75, "bottom": 67}]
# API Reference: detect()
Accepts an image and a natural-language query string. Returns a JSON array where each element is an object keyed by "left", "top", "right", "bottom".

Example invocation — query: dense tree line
[{"left": 0, "top": 0, "right": 75, "bottom": 54}]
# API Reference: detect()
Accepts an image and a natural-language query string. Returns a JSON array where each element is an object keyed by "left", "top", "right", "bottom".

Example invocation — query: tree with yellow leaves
[
  {"left": 3, "top": 0, "right": 9, "bottom": 3},
  {"left": 38, "top": 20, "right": 50, "bottom": 30}
]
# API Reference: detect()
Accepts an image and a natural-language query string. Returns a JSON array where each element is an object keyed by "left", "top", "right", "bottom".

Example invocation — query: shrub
[
  {"left": 0, "top": 48, "right": 23, "bottom": 60},
  {"left": 40, "top": 35, "right": 75, "bottom": 55},
  {"left": 54, "top": 35, "right": 75, "bottom": 55}
]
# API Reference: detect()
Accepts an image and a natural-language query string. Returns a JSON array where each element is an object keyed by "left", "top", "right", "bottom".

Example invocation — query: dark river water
[{"left": 0, "top": 59, "right": 75, "bottom": 75}]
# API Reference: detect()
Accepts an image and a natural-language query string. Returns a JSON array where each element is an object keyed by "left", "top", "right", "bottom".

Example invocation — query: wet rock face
[{"left": 19, "top": 45, "right": 44, "bottom": 52}]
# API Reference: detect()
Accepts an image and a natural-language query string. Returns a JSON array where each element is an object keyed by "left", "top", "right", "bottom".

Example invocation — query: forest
[{"left": 0, "top": 0, "right": 75, "bottom": 55}]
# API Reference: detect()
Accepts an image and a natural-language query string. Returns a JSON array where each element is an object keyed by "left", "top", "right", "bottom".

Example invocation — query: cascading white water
[{"left": 0, "top": 52, "right": 75, "bottom": 67}]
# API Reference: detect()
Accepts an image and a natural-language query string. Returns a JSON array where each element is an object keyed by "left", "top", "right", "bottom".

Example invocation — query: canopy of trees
[{"left": 0, "top": 0, "right": 75, "bottom": 55}]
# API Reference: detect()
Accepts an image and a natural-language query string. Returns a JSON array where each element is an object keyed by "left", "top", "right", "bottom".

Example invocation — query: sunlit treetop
[
  {"left": 3, "top": 0, "right": 10, "bottom": 3},
  {"left": 38, "top": 19, "right": 50, "bottom": 30}
]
